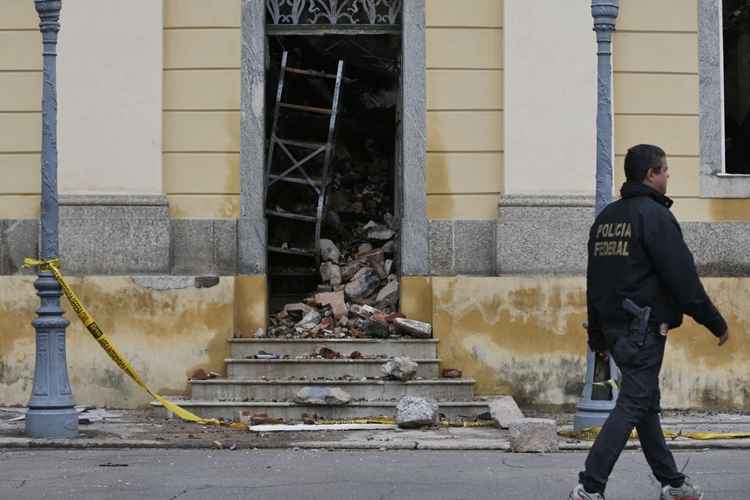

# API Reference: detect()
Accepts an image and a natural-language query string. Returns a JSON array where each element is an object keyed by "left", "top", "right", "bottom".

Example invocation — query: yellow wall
[
  {"left": 163, "top": 0, "right": 241, "bottom": 219},
  {"left": 0, "top": 0, "right": 41, "bottom": 218},
  {"left": 0, "top": 276, "right": 233, "bottom": 408},
  {"left": 614, "top": 0, "right": 750, "bottom": 221},
  {"left": 426, "top": 0, "right": 504, "bottom": 220},
  {"left": 433, "top": 276, "right": 749, "bottom": 410}
]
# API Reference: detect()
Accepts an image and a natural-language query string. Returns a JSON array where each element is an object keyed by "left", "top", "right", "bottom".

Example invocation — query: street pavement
[{"left": 0, "top": 449, "right": 747, "bottom": 500}]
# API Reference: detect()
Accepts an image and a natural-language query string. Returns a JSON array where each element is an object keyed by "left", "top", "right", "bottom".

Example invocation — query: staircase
[{"left": 151, "top": 338, "right": 489, "bottom": 422}]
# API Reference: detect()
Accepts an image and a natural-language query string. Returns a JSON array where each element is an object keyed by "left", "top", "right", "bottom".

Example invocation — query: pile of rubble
[{"left": 265, "top": 227, "right": 432, "bottom": 338}]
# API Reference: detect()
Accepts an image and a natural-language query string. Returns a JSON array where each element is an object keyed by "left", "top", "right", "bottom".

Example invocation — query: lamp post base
[{"left": 25, "top": 407, "right": 78, "bottom": 439}]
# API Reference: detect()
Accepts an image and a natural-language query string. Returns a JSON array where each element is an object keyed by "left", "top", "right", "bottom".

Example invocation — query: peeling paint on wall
[
  {"left": 433, "top": 276, "right": 750, "bottom": 410},
  {"left": 0, "top": 276, "right": 233, "bottom": 408}
]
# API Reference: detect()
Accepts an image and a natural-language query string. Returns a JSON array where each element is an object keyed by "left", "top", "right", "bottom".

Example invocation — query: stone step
[
  {"left": 190, "top": 378, "right": 476, "bottom": 402},
  {"left": 150, "top": 400, "right": 491, "bottom": 422},
  {"left": 225, "top": 358, "right": 440, "bottom": 380},
  {"left": 229, "top": 338, "right": 439, "bottom": 359}
]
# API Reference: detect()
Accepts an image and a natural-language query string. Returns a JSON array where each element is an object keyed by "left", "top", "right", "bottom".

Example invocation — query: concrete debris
[
  {"left": 394, "top": 318, "right": 432, "bottom": 338},
  {"left": 382, "top": 356, "right": 418, "bottom": 381},
  {"left": 295, "top": 309, "right": 322, "bottom": 329},
  {"left": 344, "top": 267, "right": 381, "bottom": 301},
  {"left": 488, "top": 396, "right": 525, "bottom": 429},
  {"left": 313, "top": 291, "right": 347, "bottom": 319},
  {"left": 365, "top": 319, "right": 390, "bottom": 339},
  {"left": 240, "top": 412, "right": 284, "bottom": 426},
  {"left": 319, "top": 239, "right": 341, "bottom": 263},
  {"left": 442, "top": 368, "right": 463, "bottom": 379},
  {"left": 294, "top": 387, "right": 352, "bottom": 406},
  {"left": 396, "top": 396, "right": 439, "bottom": 429},
  {"left": 509, "top": 418, "right": 559, "bottom": 453},
  {"left": 254, "top": 351, "right": 280, "bottom": 360},
  {"left": 320, "top": 262, "right": 343, "bottom": 287},
  {"left": 375, "top": 279, "right": 399, "bottom": 309},
  {"left": 314, "top": 347, "right": 342, "bottom": 360}
]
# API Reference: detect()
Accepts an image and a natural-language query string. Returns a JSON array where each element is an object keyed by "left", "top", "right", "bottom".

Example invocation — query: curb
[{"left": 2, "top": 438, "right": 750, "bottom": 451}]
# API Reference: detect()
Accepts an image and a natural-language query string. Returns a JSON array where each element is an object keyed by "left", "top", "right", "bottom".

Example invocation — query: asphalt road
[{"left": 0, "top": 449, "right": 746, "bottom": 500}]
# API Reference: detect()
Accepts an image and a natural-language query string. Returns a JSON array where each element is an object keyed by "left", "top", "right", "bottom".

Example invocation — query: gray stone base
[
  {"left": 237, "top": 216, "right": 267, "bottom": 275},
  {"left": 497, "top": 196, "right": 594, "bottom": 275},
  {"left": 58, "top": 195, "right": 170, "bottom": 275},
  {"left": 172, "top": 219, "right": 237, "bottom": 275},
  {"left": 0, "top": 219, "right": 38, "bottom": 275},
  {"left": 429, "top": 220, "right": 496, "bottom": 276}
]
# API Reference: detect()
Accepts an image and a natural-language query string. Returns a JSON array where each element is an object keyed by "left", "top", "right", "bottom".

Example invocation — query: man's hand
[{"left": 718, "top": 330, "right": 730, "bottom": 346}]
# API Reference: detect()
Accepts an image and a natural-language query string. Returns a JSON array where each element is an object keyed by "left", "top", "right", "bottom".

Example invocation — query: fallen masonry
[{"left": 396, "top": 396, "right": 440, "bottom": 429}]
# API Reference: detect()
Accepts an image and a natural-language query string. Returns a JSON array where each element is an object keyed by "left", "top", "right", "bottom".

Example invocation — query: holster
[{"left": 623, "top": 298, "right": 651, "bottom": 347}]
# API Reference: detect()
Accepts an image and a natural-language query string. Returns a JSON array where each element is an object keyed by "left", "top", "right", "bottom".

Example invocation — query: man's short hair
[{"left": 624, "top": 144, "right": 666, "bottom": 182}]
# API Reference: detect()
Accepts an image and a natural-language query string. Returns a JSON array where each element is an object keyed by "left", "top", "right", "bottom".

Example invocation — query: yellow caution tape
[
  {"left": 560, "top": 426, "right": 750, "bottom": 441},
  {"left": 23, "top": 258, "right": 246, "bottom": 430},
  {"left": 315, "top": 417, "right": 497, "bottom": 428}
]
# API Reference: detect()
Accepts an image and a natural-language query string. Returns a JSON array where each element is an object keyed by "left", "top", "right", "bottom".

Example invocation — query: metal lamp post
[
  {"left": 574, "top": 0, "right": 620, "bottom": 431},
  {"left": 25, "top": 0, "right": 78, "bottom": 439}
]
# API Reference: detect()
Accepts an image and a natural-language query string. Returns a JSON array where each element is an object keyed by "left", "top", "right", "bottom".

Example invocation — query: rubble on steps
[{"left": 262, "top": 251, "right": 434, "bottom": 339}]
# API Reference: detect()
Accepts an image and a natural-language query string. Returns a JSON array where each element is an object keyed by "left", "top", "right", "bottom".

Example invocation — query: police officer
[{"left": 569, "top": 144, "right": 730, "bottom": 500}]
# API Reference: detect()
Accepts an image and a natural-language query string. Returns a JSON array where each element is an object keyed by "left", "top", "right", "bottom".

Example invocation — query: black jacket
[{"left": 586, "top": 181, "right": 727, "bottom": 351}]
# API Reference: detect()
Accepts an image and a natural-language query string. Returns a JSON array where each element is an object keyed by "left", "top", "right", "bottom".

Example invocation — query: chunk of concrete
[
  {"left": 313, "top": 291, "right": 347, "bottom": 319},
  {"left": 382, "top": 356, "right": 418, "bottom": 381},
  {"left": 488, "top": 396, "right": 525, "bottom": 429},
  {"left": 294, "top": 387, "right": 351, "bottom": 406},
  {"left": 320, "top": 262, "right": 342, "bottom": 286},
  {"left": 508, "top": 418, "right": 558, "bottom": 453},
  {"left": 365, "top": 319, "right": 389, "bottom": 339},
  {"left": 396, "top": 396, "right": 439, "bottom": 429},
  {"left": 394, "top": 318, "right": 432, "bottom": 338},
  {"left": 375, "top": 279, "right": 399, "bottom": 309},
  {"left": 319, "top": 239, "right": 341, "bottom": 263},
  {"left": 344, "top": 267, "right": 380, "bottom": 301}
]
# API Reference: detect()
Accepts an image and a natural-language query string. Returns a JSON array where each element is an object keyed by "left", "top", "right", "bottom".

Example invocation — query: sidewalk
[{"left": 3, "top": 407, "right": 750, "bottom": 451}]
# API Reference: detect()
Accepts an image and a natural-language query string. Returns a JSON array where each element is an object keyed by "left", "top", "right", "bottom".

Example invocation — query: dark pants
[{"left": 579, "top": 328, "right": 685, "bottom": 494}]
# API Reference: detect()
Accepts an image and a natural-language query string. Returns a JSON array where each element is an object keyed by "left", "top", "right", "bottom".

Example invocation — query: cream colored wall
[
  {"left": 426, "top": 0, "right": 504, "bottom": 220},
  {"left": 504, "top": 0, "right": 596, "bottom": 196},
  {"left": 163, "top": 0, "right": 240, "bottom": 219},
  {"left": 58, "top": 0, "right": 163, "bottom": 196},
  {"left": 613, "top": 0, "right": 750, "bottom": 221},
  {"left": 0, "top": 0, "right": 41, "bottom": 218}
]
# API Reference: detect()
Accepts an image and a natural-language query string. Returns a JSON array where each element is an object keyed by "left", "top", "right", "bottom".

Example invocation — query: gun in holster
[{"left": 623, "top": 298, "right": 651, "bottom": 347}]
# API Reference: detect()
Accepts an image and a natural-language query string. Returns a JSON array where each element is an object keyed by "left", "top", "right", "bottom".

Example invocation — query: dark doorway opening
[
  {"left": 264, "top": 35, "right": 402, "bottom": 336},
  {"left": 723, "top": 0, "right": 750, "bottom": 174}
]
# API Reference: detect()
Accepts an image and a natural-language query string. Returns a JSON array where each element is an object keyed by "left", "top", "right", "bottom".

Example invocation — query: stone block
[
  {"left": 396, "top": 396, "right": 439, "bottom": 429},
  {"left": 238, "top": 216, "right": 266, "bottom": 275},
  {"left": 429, "top": 220, "right": 453, "bottom": 275},
  {"left": 488, "top": 396, "right": 525, "bottom": 429},
  {"left": 172, "top": 220, "right": 213, "bottom": 274},
  {"left": 454, "top": 220, "right": 496, "bottom": 275},
  {"left": 172, "top": 219, "right": 237, "bottom": 275},
  {"left": 382, "top": 356, "right": 418, "bottom": 381},
  {"left": 58, "top": 195, "right": 170, "bottom": 275},
  {"left": 214, "top": 219, "right": 238, "bottom": 274},
  {"left": 497, "top": 196, "right": 593, "bottom": 274},
  {"left": 684, "top": 222, "right": 750, "bottom": 276},
  {"left": 294, "top": 387, "right": 351, "bottom": 406},
  {"left": 509, "top": 418, "right": 558, "bottom": 453}
]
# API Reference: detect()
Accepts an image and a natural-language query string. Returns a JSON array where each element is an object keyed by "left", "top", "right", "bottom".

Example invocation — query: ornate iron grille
[{"left": 266, "top": 0, "right": 402, "bottom": 26}]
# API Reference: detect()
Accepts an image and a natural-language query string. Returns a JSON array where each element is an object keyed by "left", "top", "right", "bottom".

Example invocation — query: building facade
[{"left": 1, "top": 0, "right": 748, "bottom": 410}]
